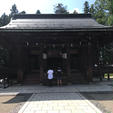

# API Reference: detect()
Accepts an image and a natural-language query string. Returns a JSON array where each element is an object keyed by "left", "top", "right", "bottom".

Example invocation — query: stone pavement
[
  {"left": 0, "top": 80, "right": 112, "bottom": 113},
  {"left": 18, "top": 92, "right": 102, "bottom": 113},
  {"left": 0, "top": 80, "right": 112, "bottom": 95}
]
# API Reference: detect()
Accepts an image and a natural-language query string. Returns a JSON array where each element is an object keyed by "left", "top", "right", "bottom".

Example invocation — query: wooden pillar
[
  {"left": 39, "top": 43, "right": 44, "bottom": 83},
  {"left": 66, "top": 43, "right": 71, "bottom": 82},
  {"left": 95, "top": 40, "right": 103, "bottom": 81},
  {"left": 108, "top": 73, "right": 110, "bottom": 80},
  {"left": 86, "top": 41, "right": 93, "bottom": 82},
  {"left": 80, "top": 43, "right": 88, "bottom": 81},
  {"left": 41, "top": 49, "right": 47, "bottom": 82},
  {"left": 16, "top": 45, "right": 24, "bottom": 83}
]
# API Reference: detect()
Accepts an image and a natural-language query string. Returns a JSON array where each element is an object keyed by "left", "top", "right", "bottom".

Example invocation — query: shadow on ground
[
  {"left": 3, "top": 93, "right": 32, "bottom": 104},
  {"left": 82, "top": 92, "right": 113, "bottom": 101}
]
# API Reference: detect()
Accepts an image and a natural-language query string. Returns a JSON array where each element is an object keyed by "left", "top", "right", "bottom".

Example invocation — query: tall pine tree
[
  {"left": 54, "top": 3, "right": 69, "bottom": 14},
  {"left": 10, "top": 4, "right": 19, "bottom": 17},
  {"left": 92, "top": 0, "right": 113, "bottom": 26},
  {"left": 92, "top": 0, "right": 113, "bottom": 64},
  {"left": 94, "top": 0, "right": 107, "bottom": 25},
  {"left": 36, "top": 10, "right": 41, "bottom": 14},
  {"left": 83, "top": 1, "right": 90, "bottom": 14},
  {"left": 0, "top": 13, "right": 10, "bottom": 27},
  {"left": 89, "top": 4, "right": 95, "bottom": 16},
  {"left": 19, "top": 11, "right": 26, "bottom": 15},
  {"left": 106, "top": 0, "right": 113, "bottom": 25}
]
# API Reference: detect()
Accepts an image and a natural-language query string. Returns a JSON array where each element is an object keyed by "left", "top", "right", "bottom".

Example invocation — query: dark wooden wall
[{"left": 0, "top": 30, "right": 112, "bottom": 84}]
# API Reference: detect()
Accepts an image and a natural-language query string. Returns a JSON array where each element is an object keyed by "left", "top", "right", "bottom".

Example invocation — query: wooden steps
[{"left": 24, "top": 71, "right": 87, "bottom": 84}]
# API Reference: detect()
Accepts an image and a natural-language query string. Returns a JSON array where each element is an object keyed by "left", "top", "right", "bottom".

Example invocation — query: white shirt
[{"left": 47, "top": 69, "right": 54, "bottom": 79}]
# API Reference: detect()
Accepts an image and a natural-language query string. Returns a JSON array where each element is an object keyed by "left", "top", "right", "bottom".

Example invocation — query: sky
[{"left": 0, "top": 0, "right": 96, "bottom": 16}]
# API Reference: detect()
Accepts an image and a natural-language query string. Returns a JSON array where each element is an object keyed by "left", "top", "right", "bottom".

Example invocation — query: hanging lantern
[
  {"left": 26, "top": 42, "right": 29, "bottom": 46},
  {"left": 62, "top": 53, "right": 67, "bottom": 59},
  {"left": 43, "top": 53, "right": 47, "bottom": 59},
  {"left": 35, "top": 43, "right": 38, "bottom": 46}
]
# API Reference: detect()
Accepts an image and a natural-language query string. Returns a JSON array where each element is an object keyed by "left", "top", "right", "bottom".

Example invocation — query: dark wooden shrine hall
[{"left": 0, "top": 14, "right": 113, "bottom": 84}]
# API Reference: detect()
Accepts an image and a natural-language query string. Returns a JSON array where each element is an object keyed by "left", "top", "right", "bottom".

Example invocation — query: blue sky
[{"left": 0, "top": 0, "right": 96, "bottom": 15}]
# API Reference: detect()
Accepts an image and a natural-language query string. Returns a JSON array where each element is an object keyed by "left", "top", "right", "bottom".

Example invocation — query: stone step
[{"left": 24, "top": 72, "right": 86, "bottom": 84}]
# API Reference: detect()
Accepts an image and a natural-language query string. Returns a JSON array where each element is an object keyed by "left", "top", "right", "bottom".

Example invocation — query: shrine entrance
[
  {"left": 29, "top": 55, "right": 40, "bottom": 73},
  {"left": 47, "top": 57, "right": 63, "bottom": 70}
]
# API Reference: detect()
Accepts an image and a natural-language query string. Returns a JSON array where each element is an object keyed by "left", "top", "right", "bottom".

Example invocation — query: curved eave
[{"left": 0, "top": 27, "right": 113, "bottom": 32}]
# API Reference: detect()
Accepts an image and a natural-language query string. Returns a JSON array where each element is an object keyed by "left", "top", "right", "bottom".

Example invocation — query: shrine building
[{"left": 0, "top": 14, "right": 113, "bottom": 84}]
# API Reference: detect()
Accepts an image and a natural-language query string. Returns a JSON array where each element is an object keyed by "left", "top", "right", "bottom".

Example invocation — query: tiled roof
[{"left": 0, "top": 14, "right": 108, "bottom": 30}]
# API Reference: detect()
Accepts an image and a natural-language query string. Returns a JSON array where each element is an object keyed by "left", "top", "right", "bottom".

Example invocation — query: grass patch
[{"left": 104, "top": 73, "right": 113, "bottom": 79}]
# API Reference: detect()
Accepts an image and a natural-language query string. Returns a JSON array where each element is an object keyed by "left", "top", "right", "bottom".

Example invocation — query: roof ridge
[{"left": 12, "top": 14, "right": 92, "bottom": 20}]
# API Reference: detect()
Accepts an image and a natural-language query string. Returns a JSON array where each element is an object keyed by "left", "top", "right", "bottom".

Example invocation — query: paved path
[
  {"left": 0, "top": 80, "right": 112, "bottom": 113},
  {"left": 18, "top": 92, "right": 102, "bottom": 113}
]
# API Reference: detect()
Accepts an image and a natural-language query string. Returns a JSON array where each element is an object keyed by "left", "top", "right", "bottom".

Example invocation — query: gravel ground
[
  {"left": 0, "top": 93, "right": 32, "bottom": 113},
  {"left": 81, "top": 92, "right": 113, "bottom": 113}
]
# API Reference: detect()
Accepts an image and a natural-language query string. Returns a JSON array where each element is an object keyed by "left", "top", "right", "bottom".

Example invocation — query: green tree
[
  {"left": 93, "top": 0, "right": 107, "bottom": 25},
  {"left": 107, "top": 15, "right": 113, "bottom": 25},
  {"left": 83, "top": 1, "right": 90, "bottom": 14},
  {"left": 54, "top": 3, "right": 69, "bottom": 14},
  {"left": 10, "top": 4, "right": 19, "bottom": 17},
  {"left": 73, "top": 10, "right": 78, "bottom": 14},
  {"left": 89, "top": 0, "right": 113, "bottom": 64},
  {"left": 100, "top": 44, "right": 113, "bottom": 64},
  {"left": 0, "top": 13, "right": 10, "bottom": 27},
  {"left": 89, "top": 4, "right": 95, "bottom": 16},
  {"left": 105, "top": 0, "right": 113, "bottom": 25},
  {"left": 36, "top": 10, "right": 41, "bottom": 14},
  {"left": 19, "top": 11, "right": 26, "bottom": 15},
  {"left": 111, "top": 0, "right": 113, "bottom": 15},
  {"left": 92, "top": 0, "right": 113, "bottom": 25}
]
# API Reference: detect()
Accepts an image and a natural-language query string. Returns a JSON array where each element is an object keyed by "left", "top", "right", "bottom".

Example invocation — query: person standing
[
  {"left": 47, "top": 68, "right": 54, "bottom": 86},
  {"left": 56, "top": 67, "right": 63, "bottom": 86}
]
